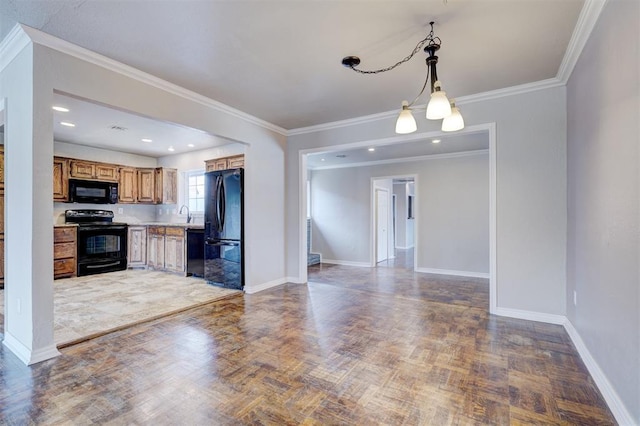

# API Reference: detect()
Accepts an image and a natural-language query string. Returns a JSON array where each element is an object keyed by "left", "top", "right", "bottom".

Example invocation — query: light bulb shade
[
  {"left": 426, "top": 90, "right": 451, "bottom": 119},
  {"left": 395, "top": 106, "right": 417, "bottom": 134},
  {"left": 442, "top": 105, "right": 464, "bottom": 132}
]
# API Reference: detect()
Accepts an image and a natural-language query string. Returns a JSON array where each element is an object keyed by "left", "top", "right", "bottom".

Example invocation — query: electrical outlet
[
  {"left": 159, "top": 209, "right": 163, "bottom": 216},
  {"left": 117, "top": 207, "right": 124, "bottom": 214},
  {"left": 16, "top": 298, "right": 21, "bottom": 314},
  {"left": 573, "top": 290, "right": 577, "bottom": 306}
]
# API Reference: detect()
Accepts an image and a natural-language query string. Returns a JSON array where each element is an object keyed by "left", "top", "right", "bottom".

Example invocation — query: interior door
[{"left": 376, "top": 189, "right": 389, "bottom": 263}]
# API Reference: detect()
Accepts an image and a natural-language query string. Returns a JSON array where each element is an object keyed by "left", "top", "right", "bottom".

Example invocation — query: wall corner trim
[
  {"left": 556, "top": 0, "right": 609, "bottom": 83},
  {"left": 16, "top": 24, "right": 288, "bottom": 136},
  {"left": 0, "top": 24, "right": 31, "bottom": 73},
  {"left": 563, "top": 320, "right": 636, "bottom": 425},
  {"left": 2, "top": 333, "right": 61, "bottom": 366}
]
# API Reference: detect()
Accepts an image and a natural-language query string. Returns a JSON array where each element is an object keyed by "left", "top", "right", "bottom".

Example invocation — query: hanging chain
[{"left": 347, "top": 23, "right": 441, "bottom": 75}]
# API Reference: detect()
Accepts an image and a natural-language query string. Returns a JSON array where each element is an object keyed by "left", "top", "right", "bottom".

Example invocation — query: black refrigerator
[{"left": 204, "top": 168, "right": 244, "bottom": 290}]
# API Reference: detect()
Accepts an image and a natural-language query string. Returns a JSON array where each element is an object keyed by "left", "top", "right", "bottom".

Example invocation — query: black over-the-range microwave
[{"left": 68, "top": 179, "right": 119, "bottom": 204}]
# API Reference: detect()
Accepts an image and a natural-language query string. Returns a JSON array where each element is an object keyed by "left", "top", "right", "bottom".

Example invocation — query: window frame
[{"left": 184, "top": 169, "right": 206, "bottom": 214}]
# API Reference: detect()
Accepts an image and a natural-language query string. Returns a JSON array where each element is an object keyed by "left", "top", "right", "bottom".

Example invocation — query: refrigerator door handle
[
  {"left": 219, "top": 177, "right": 226, "bottom": 231},
  {"left": 215, "top": 175, "right": 223, "bottom": 233}
]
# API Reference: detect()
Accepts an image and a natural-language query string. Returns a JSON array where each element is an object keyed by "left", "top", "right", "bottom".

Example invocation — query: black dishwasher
[{"left": 186, "top": 228, "right": 205, "bottom": 277}]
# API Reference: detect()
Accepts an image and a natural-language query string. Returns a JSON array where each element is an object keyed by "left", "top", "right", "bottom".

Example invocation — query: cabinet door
[
  {"left": 70, "top": 160, "right": 96, "bottom": 179},
  {"left": 213, "top": 158, "right": 228, "bottom": 171},
  {"left": 0, "top": 145, "right": 4, "bottom": 184},
  {"left": 128, "top": 226, "right": 147, "bottom": 267},
  {"left": 53, "top": 157, "right": 69, "bottom": 201},
  {"left": 205, "top": 160, "right": 217, "bottom": 172},
  {"left": 227, "top": 155, "right": 245, "bottom": 169},
  {"left": 164, "top": 235, "right": 185, "bottom": 273},
  {"left": 118, "top": 167, "right": 137, "bottom": 203},
  {"left": 95, "top": 164, "right": 119, "bottom": 181},
  {"left": 137, "top": 169, "right": 156, "bottom": 203},
  {"left": 155, "top": 168, "right": 177, "bottom": 205},
  {"left": 147, "top": 231, "right": 165, "bottom": 269}
]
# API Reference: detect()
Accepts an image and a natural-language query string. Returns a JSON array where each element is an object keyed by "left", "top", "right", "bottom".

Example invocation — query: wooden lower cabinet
[
  {"left": 147, "top": 227, "right": 165, "bottom": 269},
  {"left": 54, "top": 226, "right": 77, "bottom": 279},
  {"left": 146, "top": 226, "right": 186, "bottom": 274},
  {"left": 127, "top": 226, "right": 147, "bottom": 268}
]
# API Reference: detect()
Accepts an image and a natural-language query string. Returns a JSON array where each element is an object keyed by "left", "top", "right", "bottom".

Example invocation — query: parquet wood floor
[{"left": 0, "top": 251, "right": 616, "bottom": 424}]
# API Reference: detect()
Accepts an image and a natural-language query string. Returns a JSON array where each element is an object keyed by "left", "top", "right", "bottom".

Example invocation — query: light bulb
[
  {"left": 426, "top": 81, "right": 452, "bottom": 120},
  {"left": 395, "top": 101, "right": 417, "bottom": 134},
  {"left": 441, "top": 99, "right": 464, "bottom": 132}
]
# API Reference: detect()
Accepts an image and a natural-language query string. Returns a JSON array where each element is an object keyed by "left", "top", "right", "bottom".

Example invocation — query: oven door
[{"left": 76, "top": 225, "right": 128, "bottom": 276}]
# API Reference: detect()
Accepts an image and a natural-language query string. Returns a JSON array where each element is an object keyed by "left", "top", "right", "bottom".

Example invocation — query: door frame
[
  {"left": 373, "top": 187, "right": 390, "bottom": 264},
  {"left": 298, "top": 122, "right": 496, "bottom": 313}
]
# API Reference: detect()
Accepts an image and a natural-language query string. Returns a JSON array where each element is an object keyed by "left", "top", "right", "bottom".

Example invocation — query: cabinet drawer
[
  {"left": 147, "top": 226, "right": 165, "bottom": 235},
  {"left": 54, "top": 258, "right": 76, "bottom": 276},
  {"left": 165, "top": 227, "right": 185, "bottom": 237},
  {"left": 54, "top": 227, "right": 77, "bottom": 243},
  {"left": 54, "top": 242, "right": 76, "bottom": 259}
]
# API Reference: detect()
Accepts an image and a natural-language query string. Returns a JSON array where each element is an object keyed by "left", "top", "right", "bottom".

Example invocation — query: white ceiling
[
  {"left": 307, "top": 131, "right": 488, "bottom": 169},
  {"left": 1, "top": 0, "right": 584, "bottom": 131},
  {"left": 52, "top": 93, "right": 237, "bottom": 157}
]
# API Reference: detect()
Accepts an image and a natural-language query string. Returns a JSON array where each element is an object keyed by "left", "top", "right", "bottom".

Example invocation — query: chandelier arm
[
  {"left": 348, "top": 35, "right": 432, "bottom": 75},
  {"left": 407, "top": 65, "right": 431, "bottom": 107}
]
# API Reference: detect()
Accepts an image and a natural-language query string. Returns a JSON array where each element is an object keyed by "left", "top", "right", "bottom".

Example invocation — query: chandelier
[{"left": 341, "top": 22, "right": 464, "bottom": 134}]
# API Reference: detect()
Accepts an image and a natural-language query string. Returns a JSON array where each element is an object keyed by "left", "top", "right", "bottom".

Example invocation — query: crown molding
[
  {"left": 0, "top": 24, "right": 32, "bottom": 73},
  {"left": 557, "top": 0, "right": 609, "bottom": 84},
  {"left": 16, "top": 24, "right": 288, "bottom": 137},
  {"left": 288, "top": 78, "right": 564, "bottom": 136},
  {"left": 309, "top": 149, "right": 488, "bottom": 171}
]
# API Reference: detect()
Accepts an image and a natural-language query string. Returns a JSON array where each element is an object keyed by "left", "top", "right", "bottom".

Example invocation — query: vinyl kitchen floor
[{"left": 0, "top": 270, "right": 239, "bottom": 347}]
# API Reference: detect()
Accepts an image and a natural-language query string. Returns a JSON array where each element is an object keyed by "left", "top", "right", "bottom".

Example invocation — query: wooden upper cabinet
[
  {"left": 227, "top": 155, "right": 245, "bottom": 169},
  {"left": 95, "top": 164, "right": 119, "bottom": 181},
  {"left": 53, "top": 157, "right": 69, "bottom": 201},
  {"left": 155, "top": 167, "right": 177, "bottom": 204},
  {"left": 205, "top": 154, "right": 245, "bottom": 172},
  {"left": 118, "top": 167, "right": 137, "bottom": 203},
  {"left": 69, "top": 160, "right": 96, "bottom": 179},
  {"left": 137, "top": 168, "right": 156, "bottom": 203}
]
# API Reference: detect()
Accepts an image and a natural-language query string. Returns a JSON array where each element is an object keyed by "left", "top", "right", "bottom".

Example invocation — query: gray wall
[
  {"left": 566, "top": 0, "right": 639, "bottom": 420},
  {"left": 393, "top": 183, "right": 409, "bottom": 249},
  {"left": 310, "top": 152, "right": 489, "bottom": 273},
  {"left": 289, "top": 85, "right": 567, "bottom": 315}
]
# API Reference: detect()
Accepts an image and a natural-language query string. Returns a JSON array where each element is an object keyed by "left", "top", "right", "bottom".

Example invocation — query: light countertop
[{"left": 134, "top": 222, "right": 205, "bottom": 230}]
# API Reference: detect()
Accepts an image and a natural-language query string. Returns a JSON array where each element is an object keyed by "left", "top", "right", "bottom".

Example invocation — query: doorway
[{"left": 375, "top": 188, "right": 389, "bottom": 263}]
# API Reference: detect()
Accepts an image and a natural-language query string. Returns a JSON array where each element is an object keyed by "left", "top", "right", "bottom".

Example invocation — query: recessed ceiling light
[
  {"left": 320, "top": 158, "right": 325, "bottom": 162},
  {"left": 187, "top": 143, "right": 194, "bottom": 148},
  {"left": 168, "top": 146, "right": 175, "bottom": 152},
  {"left": 141, "top": 138, "right": 152, "bottom": 143},
  {"left": 60, "top": 121, "right": 75, "bottom": 127},
  {"left": 432, "top": 139, "right": 441, "bottom": 144},
  {"left": 336, "top": 154, "right": 347, "bottom": 158},
  {"left": 368, "top": 148, "right": 375, "bottom": 152},
  {"left": 52, "top": 106, "right": 69, "bottom": 112}
]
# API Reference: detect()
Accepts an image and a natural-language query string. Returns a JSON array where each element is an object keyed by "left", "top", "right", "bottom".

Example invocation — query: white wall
[
  {"left": 310, "top": 152, "right": 489, "bottom": 274},
  {"left": 288, "top": 85, "right": 567, "bottom": 316},
  {"left": 0, "top": 26, "right": 287, "bottom": 362},
  {"left": 566, "top": 0, "right": 639, "bottom": 421}
]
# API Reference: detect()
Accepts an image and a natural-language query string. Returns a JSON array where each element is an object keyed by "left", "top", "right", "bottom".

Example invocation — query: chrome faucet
[{"left": 179, "top": 204, "right": 192, "bottom": 223}]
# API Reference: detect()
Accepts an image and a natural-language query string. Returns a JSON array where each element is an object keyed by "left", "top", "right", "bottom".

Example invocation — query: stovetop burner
[{"left": 65, "top": 209, "right": 122, "bottom": 225}]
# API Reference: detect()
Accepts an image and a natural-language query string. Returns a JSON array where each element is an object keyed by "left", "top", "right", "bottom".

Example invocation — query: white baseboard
[
  {"left": 564, "top": 320, "right": 636, "bottom": 426},
  {"left": 492, "top": 307, "right": 566, "bottom": 325},
  {"left": 415, "top": 267, "right": 490, "bottom": 279},
  {"left": 285, "top": 276, "right": 306, "bottom": 284},
  {"left": 322, "top": 259, "right": 371, "bottom": 267},
  {"left": 244, "top": 277, "right": 287, "bottom": 294},
  {"left": 3, "top": 332, "right": 61, "bottom": 365}
]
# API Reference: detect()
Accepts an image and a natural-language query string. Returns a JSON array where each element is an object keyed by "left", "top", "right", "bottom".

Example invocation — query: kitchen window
[{"left": 185, "top": 170, "right": 205, "bottom": 213}]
